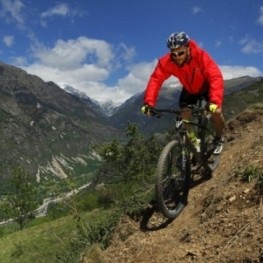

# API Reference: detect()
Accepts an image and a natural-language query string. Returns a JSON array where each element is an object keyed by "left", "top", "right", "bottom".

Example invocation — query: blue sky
[{"left": 0, "top": 0, "right": 263, "bottom": 104}]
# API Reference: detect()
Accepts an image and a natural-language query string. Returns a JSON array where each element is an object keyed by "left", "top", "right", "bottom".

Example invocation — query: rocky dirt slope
[{"left": 86, "top": 110, "right": 263, "bottom": 263}]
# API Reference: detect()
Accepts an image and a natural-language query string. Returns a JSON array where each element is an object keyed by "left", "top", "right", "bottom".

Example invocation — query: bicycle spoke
[
  {"left": 154, "top": 99, "right": 221, "bottom": 219},
  {"left": 155, "top": 140, "right": 190, "bottom": 219}
]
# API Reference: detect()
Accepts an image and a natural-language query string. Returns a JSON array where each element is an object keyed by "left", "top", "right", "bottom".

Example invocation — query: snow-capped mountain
[{"left": 63, "top": 85, "right": 120, "bottom": 116}]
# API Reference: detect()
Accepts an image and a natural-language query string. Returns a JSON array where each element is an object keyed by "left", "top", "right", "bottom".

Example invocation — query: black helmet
[{"left": 167, "top": 32, "right": 190, "bottom": 49}]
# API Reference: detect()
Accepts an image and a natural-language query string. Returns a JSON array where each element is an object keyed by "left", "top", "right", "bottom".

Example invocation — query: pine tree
[{"left": 4, "top": 167, "right": 38, "bottom": 230}]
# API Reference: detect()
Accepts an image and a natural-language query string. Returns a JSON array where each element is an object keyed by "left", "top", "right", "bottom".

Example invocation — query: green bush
[
  {"left": 240, "top": 166, "right": 262, "bottom": 183},
  {"left": 46, "top": 203, "right": 70, "bottom": 219},
  {"left": 55, "top": 210, "right": 120, "bottom": 263},
  {"left": 95, "top": 123, "right": 162, "bottom": 184},
  {"left": 238, "top": 166, "right": 263, "bottom": 194}
]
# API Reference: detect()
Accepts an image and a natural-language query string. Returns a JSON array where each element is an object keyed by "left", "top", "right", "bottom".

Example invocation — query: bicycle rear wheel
[
  {"left": 155, "top": 140, "right": 190, "bottom": 219},
  {"left": 200, "top": 115, "right": 221, "bottom": 172},
  {"left": 204, "top": 138, "right": 221, "bottom": 171}
]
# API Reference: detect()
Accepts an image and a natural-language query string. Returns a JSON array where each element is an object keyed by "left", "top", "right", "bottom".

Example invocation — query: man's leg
[
  {"left": 211, "top": 108, "right": 225, "bottom": 138},
  {"left": 179, "top": 88, "right": 196, "bottom": 123},
  {"left": 211, "top": 108, "right": 225, "bottom": 154}
]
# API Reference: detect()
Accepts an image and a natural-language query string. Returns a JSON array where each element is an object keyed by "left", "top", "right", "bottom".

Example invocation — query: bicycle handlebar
[{"left": 151, "top": 106, "right": 206, "bottom": 118}]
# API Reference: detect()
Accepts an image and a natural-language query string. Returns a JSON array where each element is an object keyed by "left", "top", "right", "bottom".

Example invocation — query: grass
[
  {"left": 2, "top": 81, "right": 262, "bottom": 263},
  {"left": 0, "top": 208, "right": 117, "bottom": 263},
  {"left": 236, "top": 165, "right": 263, "bottom": 195},
  {"left": 0, "top": 178, "right": 154, "bottom": 263},
  {"left": 0, "top": 218, "right": 70, "bottom": 263},
  {"left": 223, "top": 82, "right": 263, "bottom": 120},
  {"left": 239, "top": 166, "right": 263, "bottom": 183}
]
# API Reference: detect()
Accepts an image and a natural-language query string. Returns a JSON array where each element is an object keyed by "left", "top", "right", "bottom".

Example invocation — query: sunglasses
[{"left": 171, "top": 50, "right": 187, "bottom": 58}]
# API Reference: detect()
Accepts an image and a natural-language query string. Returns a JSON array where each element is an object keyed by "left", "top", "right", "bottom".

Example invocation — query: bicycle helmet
[{"left": 167, "top": 32, "right": 190, "bottom": 49}]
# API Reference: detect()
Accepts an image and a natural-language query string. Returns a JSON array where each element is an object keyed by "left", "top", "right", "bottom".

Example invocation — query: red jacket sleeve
[
  {"left": 143, "top": 57, "right": 171, "bottom": 107},
  {"left": 201, "top": 51, "right": 224, "bottom": 107}
]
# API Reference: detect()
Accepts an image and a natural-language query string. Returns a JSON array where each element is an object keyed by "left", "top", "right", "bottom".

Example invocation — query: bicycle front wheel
[{"left": 155, "top": 140, "right": 190, "bottom": 219}]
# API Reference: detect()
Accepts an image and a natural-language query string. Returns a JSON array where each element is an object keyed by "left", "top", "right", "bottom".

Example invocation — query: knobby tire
[
  {"left": 203, "top": 133, "right": 221, "bottom": 172},
  {"left": 155, "top": 140, "right": 190, "bottom": 219},
  {"left": 200, "top": 115, "right": 221, "bottom": 172}
]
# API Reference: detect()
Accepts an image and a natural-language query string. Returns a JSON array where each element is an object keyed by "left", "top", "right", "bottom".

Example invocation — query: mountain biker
[{"left": 141, "top": 32, "right": 225, "bottom": 154}]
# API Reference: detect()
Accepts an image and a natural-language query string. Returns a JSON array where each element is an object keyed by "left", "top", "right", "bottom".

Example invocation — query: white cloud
[
  {"left": 31, "top": 37, "right": 114, "bottom": 71},
  {"left": 192, "top": 6, "right": 203, "bottom": 14},
  {"left": 11, "top": 56, "right": 27, "bottom": 65},
  {"left": 198, "top": 42, "right": 204, "bottom": 48},
  {"left": 20, "top": 36, "right": 137, "bottom": 103},
  {"left": 40, "top": 3, "right": 85, "bottom": 27},
  {"left": 0, "top": 0, "right": 24, "bottom": 25},
  {"left": 257, "top": 6, "right": 263, "bottom": 25},
  {"left": 117, "top": 43, "right": 136, "bottom": 63},
  {"left": 117, "top": 61, "right": 157, "bottom": 94},
  {"left": 41, "top": 3, "right": 69, "bottom": 18},
  {"left": 220, "top": 65, "right": 262, "bottom": 80},
  {"left": 3, "top": 35, "right": 14, "bottom": 47},
  {"left": 215, "top": 40, "right": 221, "bottom": 48},
  {"left": 240, "top": 35, "right": 263, "bottom": 54},
  {"left": 16, "top": 36, "right": 262, "bottom": 105}
]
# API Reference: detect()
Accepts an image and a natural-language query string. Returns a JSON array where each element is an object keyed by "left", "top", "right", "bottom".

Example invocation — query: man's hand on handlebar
[
  {"left": 206, "top": 103, "right": 219, "bottom": 113},
  {"left": 141, "top": 104, "right": 154, "bottom": 116}
]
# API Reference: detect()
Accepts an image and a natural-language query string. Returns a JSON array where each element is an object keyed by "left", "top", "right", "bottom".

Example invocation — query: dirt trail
[{"left": 95, "top": 111, "right": 263, "bottom": 263}]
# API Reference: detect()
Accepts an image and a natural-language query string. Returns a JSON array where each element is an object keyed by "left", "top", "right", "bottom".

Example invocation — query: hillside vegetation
[
  {"left": 88, "top": 80, "right": 263, "bottom": 263},
  {"left": 0, "top": 61, "right": 119, "bottom": 182},
  {"left": 98, "top": 106, "right": 263, "bottom": 263},
  {"left": 0, "top": 78, "right": 263, "bottom": 263},
  {"left": 1, "top": 105, "right": 262, "bottom": 263}
]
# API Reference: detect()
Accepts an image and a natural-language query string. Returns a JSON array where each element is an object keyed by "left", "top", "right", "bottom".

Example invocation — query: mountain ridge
[
  {"left": 0, "top": 61, "right": 120, "bottom": 181},
  {"left": 107, "top": 76, "right": 263, "bottom": 134},
  {"left": 0, "top": 60, "right": 262, "bottom": 184}
]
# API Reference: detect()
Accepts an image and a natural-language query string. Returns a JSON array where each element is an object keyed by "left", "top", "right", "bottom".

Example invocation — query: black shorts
[{"left": 179, "top": 88, "right": 209, "bottom": 108}]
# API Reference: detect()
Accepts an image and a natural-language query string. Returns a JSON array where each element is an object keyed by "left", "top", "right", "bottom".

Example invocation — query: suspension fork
[
  {"left": 198, "top": 114, "right": 207, "bottom": 155},
  {"left": 180, "top": 131, "right": 191, "bottom": 171}
]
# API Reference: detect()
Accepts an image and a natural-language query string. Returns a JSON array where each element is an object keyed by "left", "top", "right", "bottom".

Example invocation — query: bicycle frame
[
  {"left": 182, "top": 111, "right": 214, "bottom": 173},
  {"left": 153, "top": 100, "right": 216, "bottom": 173},
  {"left": 152, "top": 99, "right": 220, "bottom": 219}
]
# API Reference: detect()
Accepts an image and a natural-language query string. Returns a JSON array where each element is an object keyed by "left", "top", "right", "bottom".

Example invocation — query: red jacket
[{"left": 144, "top": 40, "right": 224, "bottom": 107}]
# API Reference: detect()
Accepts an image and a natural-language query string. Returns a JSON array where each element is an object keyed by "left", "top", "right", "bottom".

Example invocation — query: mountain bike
[{"left": 152, "top": 98, "right": 221, "bottom": 219}]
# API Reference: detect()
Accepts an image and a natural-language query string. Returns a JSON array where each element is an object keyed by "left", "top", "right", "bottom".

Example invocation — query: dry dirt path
[{"left": 87, "top": 111, "right": 263, "bottom": 263}]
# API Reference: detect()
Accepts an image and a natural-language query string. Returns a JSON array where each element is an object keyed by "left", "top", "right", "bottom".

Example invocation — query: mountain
[
  {"left": 108, "top": 86, "right": 182, "bottom": 134},
  {"left": 224, "top": 75, "right": 263, "bottom": 95},
  {"left": 0, "top": 60, "right": 261, "bottom": 184},
  {"left": 62, "top": 76, "right": 262, "bottom": 135},
  {"left": 63, "top": 85, "right": 120, "bottom": 117},
  {"left": 63, "top": 85, "right": 106, "bottom": 117},
  {"left": 0, "top": 61, "right": 120, "bottom": 181},
  {"left": 108, "top": 76, "right": 263, "bottom": 134},
  {"left": 0, "top": 61, "right": 262, "bottom": 261}
]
